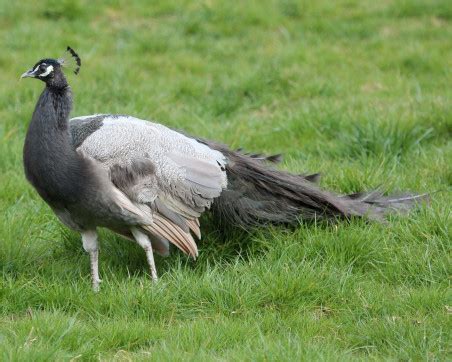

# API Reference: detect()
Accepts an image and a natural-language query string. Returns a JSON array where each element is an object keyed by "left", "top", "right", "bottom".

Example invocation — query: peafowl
[{"left": 21, "top": 48, "right": 426, "bottom": 291}]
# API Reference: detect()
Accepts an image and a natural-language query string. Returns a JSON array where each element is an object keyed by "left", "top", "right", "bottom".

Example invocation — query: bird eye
[{"left": 39, "top": 64, "right": 47, "bottom": 72}]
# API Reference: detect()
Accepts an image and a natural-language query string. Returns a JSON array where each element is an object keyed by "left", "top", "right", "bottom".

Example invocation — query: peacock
[{"left": 21, "top": 47, "right": 426, "bottom": 291}]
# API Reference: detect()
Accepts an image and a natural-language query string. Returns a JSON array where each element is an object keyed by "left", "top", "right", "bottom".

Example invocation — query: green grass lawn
[{"left": 1, "top": 0, "right": 451, "bottom": 360}]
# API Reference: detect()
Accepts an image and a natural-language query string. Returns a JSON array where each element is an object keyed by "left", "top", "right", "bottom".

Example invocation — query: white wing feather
[{"left": 70, "top": 115, "right": 227, "bottom": 256}]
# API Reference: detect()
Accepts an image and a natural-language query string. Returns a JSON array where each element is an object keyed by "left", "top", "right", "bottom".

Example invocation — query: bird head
[
  {"left": 21, "top": 47, "right": 81, "bottom": 89},
  {"left": 21, "top": 58, "right": 62, "bottom": 81}
]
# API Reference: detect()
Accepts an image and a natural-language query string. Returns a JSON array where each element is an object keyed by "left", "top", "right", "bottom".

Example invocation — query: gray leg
[
  {"left": 81, "top": 230, "right": 101, "bottom": 292},
  {"left": 131, "top": 227, "right": 158, "bottom": 282}
]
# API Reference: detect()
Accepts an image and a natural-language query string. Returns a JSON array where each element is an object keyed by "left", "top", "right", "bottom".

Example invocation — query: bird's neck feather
[
  {"left": 25, "top": 85, "right": 76, "bottom": 153},
  {"left": 44, "top": 85, "right": 72, "bottom": 130},
  {"left": 23, "top": 85, "right": 86, "bottom": 204}
]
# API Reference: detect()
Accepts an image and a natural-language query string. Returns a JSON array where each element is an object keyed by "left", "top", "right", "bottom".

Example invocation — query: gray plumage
[
  {"left": 198, "top": 139, "right": 427, "bottom": 227},
  {"left": 21, "top": 51, "right": 427, "bottom": 291},
  {"left": 69, "top": 114, "right": 426, "bottom": 230}
]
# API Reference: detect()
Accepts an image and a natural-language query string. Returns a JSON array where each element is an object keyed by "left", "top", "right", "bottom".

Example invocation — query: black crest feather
[{"left": 66, "top": 46, "right": 81, "bottom": 75}]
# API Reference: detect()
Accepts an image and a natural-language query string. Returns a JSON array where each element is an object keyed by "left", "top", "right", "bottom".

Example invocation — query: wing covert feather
[{"left": 70, "top": 114, "right": 226, "bottom": 254}]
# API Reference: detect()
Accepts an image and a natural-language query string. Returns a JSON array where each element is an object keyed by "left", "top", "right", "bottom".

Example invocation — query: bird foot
[
  {"left": 150, "top": 272, "right": 158, "bottom": 283},
  {"left": 92, "top": 278, "right": 102, "bottom": 293}
]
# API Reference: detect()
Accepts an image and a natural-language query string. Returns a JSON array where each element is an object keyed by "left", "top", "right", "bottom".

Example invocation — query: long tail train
[{"left": 199, "top": 139, "right": 428, "bottom": 228}]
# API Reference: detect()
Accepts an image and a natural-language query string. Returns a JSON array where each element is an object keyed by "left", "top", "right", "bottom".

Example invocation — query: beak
[{"left": 20, "top": 69, "right": 36, "bottom": 79}]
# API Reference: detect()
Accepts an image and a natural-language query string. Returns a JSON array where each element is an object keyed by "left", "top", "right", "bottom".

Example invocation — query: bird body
[
  {"left": 23, "top": 88, "right": 148, "bottom": 233},
  {"left": 21, "top": 48, "right": 426, "bottom": 291}
]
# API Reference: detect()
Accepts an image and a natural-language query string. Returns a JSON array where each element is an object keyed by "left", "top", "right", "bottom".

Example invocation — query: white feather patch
[{"left": 39, "top": 65, "right": 54, "bottom": 77}]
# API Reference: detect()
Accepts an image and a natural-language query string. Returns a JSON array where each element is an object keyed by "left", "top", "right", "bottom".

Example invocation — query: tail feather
[
  {"left": 236, "top": 148, "right": 283, "bottom": 164},
  {"left": 301, "top": 173, "right": 321, "bottom": 184},
  {"left": 199, "top": 139, "right": 427, "bottom": 228},
  {"left": 343, "top": 190, "right": 429, "bottom": 214}
]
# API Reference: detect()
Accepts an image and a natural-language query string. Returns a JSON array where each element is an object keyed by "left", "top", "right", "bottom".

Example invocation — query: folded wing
[{"left": 70, "top": 115, "right": 228, "bottom": 257}]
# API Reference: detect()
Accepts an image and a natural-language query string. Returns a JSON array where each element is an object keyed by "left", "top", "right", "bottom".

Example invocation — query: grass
[{"left": 0, "top": 0, "right": 451, "bottom": 360}]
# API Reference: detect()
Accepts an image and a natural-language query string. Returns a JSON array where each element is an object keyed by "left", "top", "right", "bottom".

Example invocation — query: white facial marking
[{"left": 39, "top": 65, "right": 54, "bottom": 77}]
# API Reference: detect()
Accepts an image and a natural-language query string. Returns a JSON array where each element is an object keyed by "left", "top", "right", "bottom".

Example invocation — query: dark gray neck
[
  {"left": 41, "top": 85, "right": 72, "bottom": 130},
  {"left": 23, "top": 84, "right": 86, "bottom": 206},
  {"left": 46, "top": 70, "right": 69, "bottom": 93}
]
